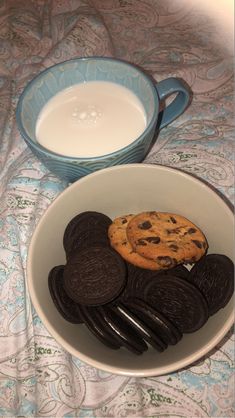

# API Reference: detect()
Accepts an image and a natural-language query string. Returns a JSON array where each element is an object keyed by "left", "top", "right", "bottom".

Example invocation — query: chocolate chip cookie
[
  {"left": 108, "top": 214, "right": 161, "bottom": 270},
  {"left": 126, "top": 211, "right": 208, "bottom": 268}
]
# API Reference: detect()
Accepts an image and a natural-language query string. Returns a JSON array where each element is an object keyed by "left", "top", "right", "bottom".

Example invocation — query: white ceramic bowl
[{"left": 27, "top": 164, "right": 234, "bottom": 377}]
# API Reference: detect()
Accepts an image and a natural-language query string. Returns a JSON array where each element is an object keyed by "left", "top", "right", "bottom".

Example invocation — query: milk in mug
[{"left": 35, "top": 81, "right": 147, "bottom": 157}]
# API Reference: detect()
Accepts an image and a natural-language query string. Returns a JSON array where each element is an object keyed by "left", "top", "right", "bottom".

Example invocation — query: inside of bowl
[
  {"left": 27, "top": 165, "right": 234, "bottom": 376},
  {"left": 19, "top": 58, "right": 157, "bottom": 144}
]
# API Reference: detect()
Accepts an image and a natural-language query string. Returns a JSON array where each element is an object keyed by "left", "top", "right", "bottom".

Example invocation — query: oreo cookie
[
  {"left": 118, "top": 264, "right": 153, "bottom": 302},
  {"left": 48, "top": 265, "right": 83, "bottom": 323},
  {"left": 63, "top": 246, "right": 127, "bottom": 306},
  {"left": 66, "top": 227, "right": 110, "bottom": 259},
  {"left": 79, "top": 305, "right": 121, "bottom": 350},
  {"left": 115, "top": 303, "right": 167, "bottom": 351},
  {"left": 143, "top": 274, "right": 209, "bottom": 333},
  {"left": 98, "top": 305, "right": 148, "bottom": 355},
  {"left": 124, "top": 298, "right": 182, "bottom": 345},
  {"left": 187, "top": 254, "right": 234, "bottom": 316},
  {"left": 166, "top": 264, "right": 190, "bottom": 280},
  {"left": 118, "top": 263, "right": 190, "bottom": 302},
  {"left": 63, "top": 211, "right": 112, "bottom": 257}
]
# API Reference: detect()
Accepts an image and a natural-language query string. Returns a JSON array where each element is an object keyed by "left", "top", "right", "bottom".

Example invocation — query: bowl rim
[
  {"left": 16, "top": 56, "right": 159, "bottom": 161},
  {"left": 26, "top": 164, "right": 235, "bottom": 377}
]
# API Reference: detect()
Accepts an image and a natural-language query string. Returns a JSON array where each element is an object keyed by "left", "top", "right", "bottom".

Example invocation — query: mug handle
[{"left": 155, "top": 77, "right": 191, "bottom": 130}]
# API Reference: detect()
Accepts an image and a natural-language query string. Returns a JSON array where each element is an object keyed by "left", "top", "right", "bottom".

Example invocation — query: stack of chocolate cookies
[{"left": 48, "top": 211, "right": 234, "bottom": 355}]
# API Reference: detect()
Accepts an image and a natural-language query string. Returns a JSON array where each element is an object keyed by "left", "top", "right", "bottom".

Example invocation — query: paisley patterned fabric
[{"left": 0, "top": 0, "right": 234, "bottom": 416}]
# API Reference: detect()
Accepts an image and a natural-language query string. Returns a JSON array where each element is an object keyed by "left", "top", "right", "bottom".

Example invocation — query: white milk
[{"left": 36, "top": 81, "right": 147, "bottom": 157}]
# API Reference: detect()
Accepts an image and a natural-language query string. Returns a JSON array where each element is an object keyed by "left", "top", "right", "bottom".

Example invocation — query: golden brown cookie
[
  {"left": 108, "top": 214, "right": 162, "bottom": 270},
  {"left": 126, "top": 211, "right": 208, "bottom": 268}
]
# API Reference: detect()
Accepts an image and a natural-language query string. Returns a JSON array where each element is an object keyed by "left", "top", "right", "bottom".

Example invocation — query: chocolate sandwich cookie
[
  {"left": 126, "top": 211, "right": 208, "bottom": 268},
  {"left": 124, "top": 298, "right": 182, "bottom": 345},
  {"left": 63, "top": 211, "right": 112, "bottom": 258},
  {"left": 63, "top": 246, "right": 127, "bottom": 306},
  {"left": 66, "top": 227, "right": 110, "bottom": 259},
  {"left": 97, "top": 305, "right": 148, "bottom": 355},
  {"left": 143, "top": 274, "right": 209, "bottom": 333},
  {"left": 118, "top": 263, "right": 190, "bottom": 303},
  {"left": 48, "top": 265, "right": 83, "bottom": 323},
  {"left": 79, "top": 305, "right": 121, "bottom": 350},
  {"left": 63, "top": 211, "right": 112, "bottom": 246},
  {"left": 115, "top": 304, "right": 167, "bottom": 351},
  {"left": 108, "top": 214, "right": 160, "bottom": 270},
  {"left": 187, "top": 254, "right": 234, "bottom": 316},
  {"left": 166, "top": 264, "right": 190, "bottom": 279},
  {"left": 118, "top": 263, "right": 155, "bottom": 302}
]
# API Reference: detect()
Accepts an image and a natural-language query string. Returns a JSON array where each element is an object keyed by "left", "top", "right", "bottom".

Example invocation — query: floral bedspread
[{"left": 0, "top": 1, "right": 234, "bottom": 416}]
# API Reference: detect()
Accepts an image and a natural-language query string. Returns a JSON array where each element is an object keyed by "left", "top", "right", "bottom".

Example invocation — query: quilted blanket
[{"left": 0, "top": 1, "right": 234, "bottom": 416}]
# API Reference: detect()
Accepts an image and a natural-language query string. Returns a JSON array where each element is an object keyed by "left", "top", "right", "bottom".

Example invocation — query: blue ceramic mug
[{"left": 16, "top": 57, "right": 191, "bottom": 182}]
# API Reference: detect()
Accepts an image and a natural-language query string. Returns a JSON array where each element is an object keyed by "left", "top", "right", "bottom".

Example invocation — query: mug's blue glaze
[{"left": 16, "top": 57, "right": 190, "bottom": 182}]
